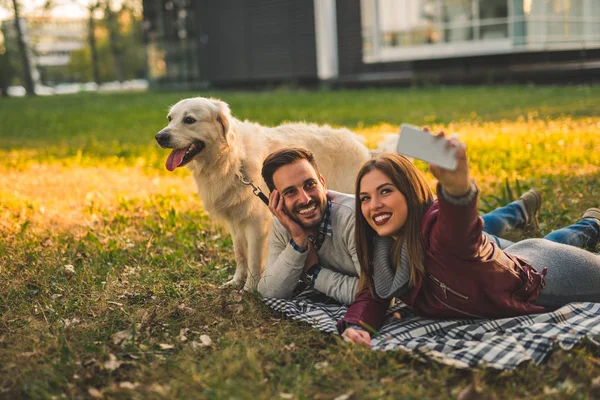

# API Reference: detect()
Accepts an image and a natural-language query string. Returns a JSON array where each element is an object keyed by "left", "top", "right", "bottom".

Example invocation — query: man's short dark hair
[{"left": 261, "top": 148, "right": 321, "bottom": 192}]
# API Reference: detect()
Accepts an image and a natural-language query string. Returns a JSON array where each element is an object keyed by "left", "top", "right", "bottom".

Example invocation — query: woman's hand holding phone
[{"left": 424, "top": 128, "right": 471, "bottom": 197}]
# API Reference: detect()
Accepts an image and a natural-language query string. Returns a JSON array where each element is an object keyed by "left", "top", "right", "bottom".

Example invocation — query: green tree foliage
[{"left": 67, "top": 6, "right": 145, "bottom": 83}]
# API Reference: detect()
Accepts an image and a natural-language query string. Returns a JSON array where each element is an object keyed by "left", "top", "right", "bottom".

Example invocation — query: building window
[{"left": 361, "top": 0, "right": 600, "bottom": 62}]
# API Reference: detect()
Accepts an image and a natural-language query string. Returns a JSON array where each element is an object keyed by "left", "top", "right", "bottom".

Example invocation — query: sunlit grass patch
[
  {"left": 0, "top": 164, "right": 197, "bottom": 237},
  {"left": 359, "top": 117, "right": 600, "bottom": 180}
]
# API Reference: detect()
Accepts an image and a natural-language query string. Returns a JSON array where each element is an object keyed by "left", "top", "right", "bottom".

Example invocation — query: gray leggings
[{"left": 505, "top": 238, "right": 600, "bottom": 309}]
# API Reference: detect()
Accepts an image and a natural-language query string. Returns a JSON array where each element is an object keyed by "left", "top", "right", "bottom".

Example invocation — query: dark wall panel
[
  {"left": 203, "top": 0, "right": 317, "bottom": 84},
  {"left": 203, "top": 0, "right": 251, "bottom": 81},
  {"left": 335, "top": 0, "right": 364, "bottom": 76}
]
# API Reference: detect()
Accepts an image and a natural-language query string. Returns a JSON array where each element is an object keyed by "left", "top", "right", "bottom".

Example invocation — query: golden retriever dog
[{"left": 155, "top": 97, "right": 375, "bottom": 291}]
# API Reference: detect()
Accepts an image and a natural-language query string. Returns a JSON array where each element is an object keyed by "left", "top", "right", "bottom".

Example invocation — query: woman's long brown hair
[{"left": 355, "top": 154, "right": 435, "bottom": 295}]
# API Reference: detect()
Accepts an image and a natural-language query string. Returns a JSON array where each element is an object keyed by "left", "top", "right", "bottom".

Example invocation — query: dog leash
[{"left": 238, "top": 171, "right": 269, "bottom": 206}]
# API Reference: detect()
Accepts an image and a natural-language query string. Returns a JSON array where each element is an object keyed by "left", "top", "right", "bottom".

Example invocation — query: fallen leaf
[
  {"left": 558, "top": 379, "right": 577, "bottom": 394},
  {"left": 111, "top": 329, "right": 133, "bottom": 346},
  {"left": 103, "top": 354, "right": 122, "bottom": 371},
  {"left": 592, "top": 376, "right": 600, "bottom": 390},
  {"left": 149, "top": 383, "right": 170, "bottom": 395},
  {"left": 200, "top": 334, "right": 212, "bottom": 347},
  {"left": 543, "top": 385, "right": 559, "bottom": 395},
  {"left": 177, "top": 303, "right": 195, "bottom": 313},
  {"left": 314, "top": 361, "right": 329, "bottom": 370},
  {"left": 279, "top": 393, "right": 294, "bottom": 399},
  {"left": 118, "top": 382, "right": 139, "bottom": 390},
  {"left": 283, "top": 343, "right": 296, "bottom": 351},
  {"left": 82, "top": 357, "right": 97, "bottom": 367},
  {"left": 159, "top": 343, "right": 175, "bottom": 350},
  {"left": 64, "top": 264, "right": 75, "bottom": 275},
  {"left": 334, "top": 391, "right": 355, "bottom": 400},
  {"left": 63, "top": 317, "right": 80, "bottom": 328},
  {"left": 179, "top": 328, "right": 189, "bottom": 342},
  {"left": 88, "top": 388, "right": 103, "bottom": 398},
  {"left": 227, "top": 304, "right": 243, "bottom": 314},
  {"left": 232, "top": 292, "right": 242, "bottom": 302}
]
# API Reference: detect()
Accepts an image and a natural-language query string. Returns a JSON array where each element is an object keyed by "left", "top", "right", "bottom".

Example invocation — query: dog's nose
[{"left": 155, "top": 130, "right": 170, "bottom": 147}]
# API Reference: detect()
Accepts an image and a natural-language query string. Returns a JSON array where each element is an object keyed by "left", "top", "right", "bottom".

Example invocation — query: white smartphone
[{"left": 396, "top": 124, "right": 458, "bottom": 171}]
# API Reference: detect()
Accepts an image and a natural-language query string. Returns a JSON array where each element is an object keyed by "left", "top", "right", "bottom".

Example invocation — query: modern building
[
  {"left": 142, "top": 0, "right": 600, "bottom": 88},
  {"left": 1, "top": 16, "right": 87, "bottom": 84},
  {"left": 28, "top": 16, "right": 88, "bottom": 68}
]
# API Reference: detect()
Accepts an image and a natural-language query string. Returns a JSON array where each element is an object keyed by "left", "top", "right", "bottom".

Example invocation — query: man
[
  {"left": 257, "top": 148, "right": 359, "bottom": 305},
  {"left": 257, "top": 148, "right": 542, "bottom": 305}
]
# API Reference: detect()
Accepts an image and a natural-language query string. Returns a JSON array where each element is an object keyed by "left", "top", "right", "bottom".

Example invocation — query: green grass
[
  {"left": 0, "top": 85, "right": 598, "bottom": 169},
  {"left": 1, "top": 86, "right": 600, "bottom": 399}
]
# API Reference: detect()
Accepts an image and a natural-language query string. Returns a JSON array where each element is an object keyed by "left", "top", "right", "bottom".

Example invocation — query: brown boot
[{"left": 519, "top": 189, "right": 542, "bottom": 230}]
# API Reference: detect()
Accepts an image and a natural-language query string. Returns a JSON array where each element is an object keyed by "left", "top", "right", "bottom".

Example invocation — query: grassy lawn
[{"left": 1, "top": 86, "right": 599, "bottom": 399}]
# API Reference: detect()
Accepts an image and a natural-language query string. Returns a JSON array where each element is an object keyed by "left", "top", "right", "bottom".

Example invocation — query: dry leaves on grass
[
  {"left": 177, "top": 303, "right": 195, "bottom": 313},
  {"left": 88, "top": 388, "right": 103, "bottom": 398},
  {"left": 190, "top": 334, "right": 213, "bottom": 349},
  {"left": 111, "top": 328, "right": 134, "bottom": 346},
  {"left": 64, "top": 264, "right": 75, "bottom": 275},
  {"left": 149, "top": 383, "right": 170, "bottom": 395},
  {"left": 231, "top": 292, "right": 243, "bottom": 302},
  {"left": 179, "top": 328, "right": 189, "bottom": 342},
  {"left": 62, "top": 317, "right": 80, "bottom": 328},
  {"left": 103, "top": 354, "right": 122, "bottom": 371},
  {"left": 119, "top": 382, "right": 140, "bottom": 390},
  {"left": 227, "top": 304, "right": 244, "bottom": 314},
  {"left": 333, "top": 391, "right": 356, "bottom": 400}
]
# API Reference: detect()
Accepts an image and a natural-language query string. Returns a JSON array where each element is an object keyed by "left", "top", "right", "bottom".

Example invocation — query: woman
[{"left": 339, "top": 131, "right": 600, "bottom": 346}]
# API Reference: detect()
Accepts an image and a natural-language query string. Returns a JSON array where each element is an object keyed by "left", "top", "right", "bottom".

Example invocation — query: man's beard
[{"left": 288, "top": 200, "right": 325, "bottom": 229}]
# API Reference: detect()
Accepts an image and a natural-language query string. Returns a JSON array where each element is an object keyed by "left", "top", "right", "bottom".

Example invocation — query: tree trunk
[
  {"left": 11, "top": 0, "right": 35, "bottom": 96},
  {"left": 88, "top": 5, "right": 101, "bottom": 84},
  {"left": 105, "top": 4, "right": 124, "bottom": 82}
]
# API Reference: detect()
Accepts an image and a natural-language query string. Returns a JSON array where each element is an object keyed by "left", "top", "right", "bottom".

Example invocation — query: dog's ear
[{"left": 211, "top": 99, "right": 231, "bottom": 138}]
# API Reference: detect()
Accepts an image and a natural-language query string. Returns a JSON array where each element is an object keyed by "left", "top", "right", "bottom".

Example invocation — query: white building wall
[{"left": 314, "top": 0, "right": 339, "bottom": 80}]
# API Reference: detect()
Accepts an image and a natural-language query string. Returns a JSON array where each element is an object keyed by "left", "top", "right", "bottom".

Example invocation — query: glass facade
[
  {"left": 144, "top": 0, "right": 204, "bottom": 84},
  {"left": 361, "top": 0, "right": 600, "bottom": 62}
]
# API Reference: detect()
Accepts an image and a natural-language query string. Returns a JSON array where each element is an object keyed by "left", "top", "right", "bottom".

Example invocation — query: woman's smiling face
[{"left": 359, "top": 169, "right": 408, "bottom": 239}]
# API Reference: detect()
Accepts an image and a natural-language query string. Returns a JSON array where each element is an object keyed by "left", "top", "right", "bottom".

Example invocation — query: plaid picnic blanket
[{"left": 263, "top": 288, "right": 600, "bottom": 370}]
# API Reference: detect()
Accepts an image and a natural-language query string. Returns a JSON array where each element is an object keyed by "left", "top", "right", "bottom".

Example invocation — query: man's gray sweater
[{"left": 257, "top": 190, "right": 360, "bottom": 305}]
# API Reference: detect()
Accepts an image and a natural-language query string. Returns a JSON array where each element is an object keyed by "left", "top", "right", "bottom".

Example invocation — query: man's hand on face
[{"left": 269, "top": 190, "right": 309, "bottom": 249}]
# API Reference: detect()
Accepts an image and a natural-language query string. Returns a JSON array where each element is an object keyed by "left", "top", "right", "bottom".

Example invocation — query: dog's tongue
[{"left": 166, "top": 148, "right": 187, "bottom": 171}]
